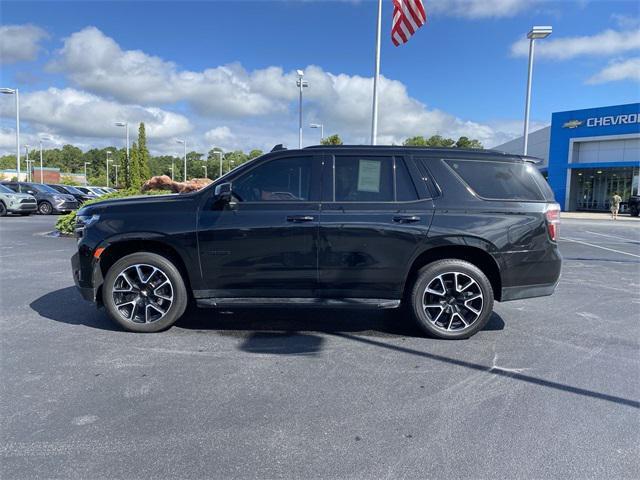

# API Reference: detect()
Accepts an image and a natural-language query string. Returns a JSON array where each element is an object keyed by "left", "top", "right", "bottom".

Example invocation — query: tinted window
[
  {"left": 396, "top": 158, "right": 419, "bottom": 201},
  {"left": 335, "top": 156, "right": 393, "bottom": 202},
  {"left": 234, "top": 156, "right": 313, "bottom": 202},
  {"left": 48, "top": 184, "right": 66, "bottom": 193},
  {"left": 444, "top": 159, "right": 546, "bottom": 201},
  {"left": 0, "top": 184, "right": 14, "bottom": 193},
  {"left": 27, "top": 183, "right": 58, "bottom": 194},
  {"left": 63, "top": 186, "right": 83, "bottom": 195}
]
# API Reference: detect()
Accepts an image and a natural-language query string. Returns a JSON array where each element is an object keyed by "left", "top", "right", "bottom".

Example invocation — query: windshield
[
  {"left": 63, "top": 185, "right": 83, "bottom": 194},
  {"left": 28, "top": 183, "right": 59, "bottom": 194},
  {"left": 0, "top": 184, "right": 14, "bottom": 194}
]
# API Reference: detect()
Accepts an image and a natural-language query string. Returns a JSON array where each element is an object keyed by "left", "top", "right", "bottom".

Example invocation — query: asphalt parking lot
[{"left": 1, "top": 215, "right": 639, "bottom": 479}]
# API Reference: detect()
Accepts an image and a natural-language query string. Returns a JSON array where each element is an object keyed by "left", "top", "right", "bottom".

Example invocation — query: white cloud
[
  {"left": 0, "top": 24, "right": 49, "bottom": 64},
  {"left": 510, "top": 28, "right": 640, "bottom": 60},
  {"left": 48, "top": 27, "right": 294, "bottom": 116},
  {"left": 430, "top": 0, "right": 534, "bottom": 18},
  {"left": 587, "top": 57, "right": 640, "bottom": 84},
  {"left": 0, "top": 87, "right": 192, "bottom": 140}
]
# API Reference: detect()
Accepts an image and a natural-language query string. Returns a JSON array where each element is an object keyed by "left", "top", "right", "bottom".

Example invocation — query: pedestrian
[{"left": 610, "top": 192, "right": 622, "bottom": 220}]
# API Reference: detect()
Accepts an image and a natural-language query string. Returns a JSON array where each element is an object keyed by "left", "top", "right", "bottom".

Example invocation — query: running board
[{"left": 196, "top": 297, "right": 401, "bottom": 309}]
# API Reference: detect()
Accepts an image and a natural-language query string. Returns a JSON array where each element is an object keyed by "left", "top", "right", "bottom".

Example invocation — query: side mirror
[{"left": 214, "top": 182, "right": 233, "bottom": 202}]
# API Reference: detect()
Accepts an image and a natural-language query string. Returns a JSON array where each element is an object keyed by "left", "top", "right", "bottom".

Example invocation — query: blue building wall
[{"left": 548, "top": 103, "right": 640, "bottom": 210}]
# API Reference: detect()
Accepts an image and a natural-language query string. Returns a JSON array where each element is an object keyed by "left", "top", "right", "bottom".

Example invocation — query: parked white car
[{"left": 0, "top": 183, "right": 37, "bottom": 216}]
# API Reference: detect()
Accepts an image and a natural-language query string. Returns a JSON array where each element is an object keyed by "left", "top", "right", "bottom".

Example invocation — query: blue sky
[{"left": 1, "top": 0, "right": 639, "bottom": 154}]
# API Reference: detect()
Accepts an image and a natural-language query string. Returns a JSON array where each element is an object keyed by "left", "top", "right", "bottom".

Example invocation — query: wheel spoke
[{"left": 112, "top": 263, "right": 174, "bottom": 324}]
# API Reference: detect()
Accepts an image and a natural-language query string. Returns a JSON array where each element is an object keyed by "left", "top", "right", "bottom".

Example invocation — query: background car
[
  {"left": 85, "top": 186, "right": 108, "bottom": 196},
  {"left": 47, "top": 184, "right": 94, "bottom": 205},
  {"left": 1, "top": 181, "right": 78, "bottom": 215},
  {"left": 75, "top": 186, "right": 99, "bottom": 198},
  {"left": 628, "top": 195, "right": 639, "bottom": 217},
  {"left": 0, "top": 183, "right": 37, "bottom": 216}
]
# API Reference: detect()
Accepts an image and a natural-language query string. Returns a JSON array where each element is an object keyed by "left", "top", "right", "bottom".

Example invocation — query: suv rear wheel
[
  {"left": 410, "top": 259, "right": 494, "bottom": 339},
  {"left": 102, "top": 252, "right": 188, "bottom": 333}
]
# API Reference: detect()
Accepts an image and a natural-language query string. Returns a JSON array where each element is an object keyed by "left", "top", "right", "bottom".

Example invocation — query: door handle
[
  {"left": 286, "top": 215, "right": 315, "bottom": 223},
  {"left": 393, "top": 215, "right": 421, "bottom": 223}
]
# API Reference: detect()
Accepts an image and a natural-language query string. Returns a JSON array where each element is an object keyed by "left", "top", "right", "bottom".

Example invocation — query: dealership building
[{"left": 496, "top": 103, "right": 640, "bottom": 211}]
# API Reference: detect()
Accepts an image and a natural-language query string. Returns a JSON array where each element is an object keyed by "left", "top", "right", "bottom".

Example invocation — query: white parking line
[
  {"left": 585, "top": 230, "right": 640, "bottom": 243},
  {"left": 561, "top": 237, "right": 640, "bottom": 259}
]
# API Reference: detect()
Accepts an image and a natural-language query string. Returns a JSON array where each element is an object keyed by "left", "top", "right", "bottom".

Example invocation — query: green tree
[
  {"left": 128, "top": 142, "right": 143, "bottom": 189},
  {"left": 320, "top": 134, "right": 343, "bottom": 145},
  {"left": 248, "top": 149, "right": 263, "bottom": 159},
  {"left": 403, "top": 136, "right": 428, "bottom": 146},
  {"left": 137, "top": 123, "right": 151, "bottom": 181},
  {"left": 455, "top": 136, "right": 483, "bottom": 149}
]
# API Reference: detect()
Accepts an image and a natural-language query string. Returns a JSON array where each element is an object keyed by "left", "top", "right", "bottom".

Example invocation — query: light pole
[
  {"left": 296, "top": 70, "right": 309, "bottom": 149},
  {"left": 1, "top": 88, "right": 20, "bottom": 179},
  {"left": 106, "top": 150, "right": 112, "bottom": 188},
  {"left": 211, "top": 150, "right": 224, "bottom": 178},
  {"left": 170, "top": 159, "right": 175, "bottom": 180},
  {"left": 113, "top": 164, "right": 119, "bottom": 188},
  {"left": 84, "top": 162, "right": 91, "bottom": 186},
  {"left": 39, "top": 135, "right": 52, "bottom": 184},
  {"left": 24, "top": 145, "right": 30, "bottom": 181},
  {"left": 310, "top": 123, "right": 324, "bottom": 143},
  {"left": 202, "top": 164, "right": 207, "bottom": 178},
  {"left": 522, "top": 26, "right": 552, "bottom": 156},
  {"left": 176, "top": 139, "right": 187, "bottom": 181},
  {"left": 115, "top": 122, "right": 129, "bottom": 175}
]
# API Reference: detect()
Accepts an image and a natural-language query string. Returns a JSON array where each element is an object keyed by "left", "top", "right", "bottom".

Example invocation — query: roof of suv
[{"left": 297, "top": 145, "right": 541, "bottom": 164}]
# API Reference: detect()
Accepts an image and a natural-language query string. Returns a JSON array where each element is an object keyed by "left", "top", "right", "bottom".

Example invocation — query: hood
[
  {"left": 78, "top": 193, "right": 185, "bottom": 215},
  {"left": 3, "top": 192, "right": 35, "bottom": 201}
]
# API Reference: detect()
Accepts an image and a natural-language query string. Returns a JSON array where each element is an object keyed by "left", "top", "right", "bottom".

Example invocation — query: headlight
[{"left": 53, "top": 195, "right": 65, "bottom": 201}]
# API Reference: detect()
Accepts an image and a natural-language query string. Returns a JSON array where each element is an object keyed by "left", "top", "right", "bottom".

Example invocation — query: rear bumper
[{"left": 500, "top": 281, "right": 559, "bottom": 302}]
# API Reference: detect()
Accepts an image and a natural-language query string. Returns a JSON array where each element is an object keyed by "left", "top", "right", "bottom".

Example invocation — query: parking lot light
[
  {"left": 310, "top": 123, "right": 324, "bottom": 143},
  {"left": 114, "top": 122, "right": 129, "bottom": 163},
  {"left": 296, "top": 70, "right": 309, "bottom": 149},
  {"left": 1, "top": 88, "right": 20, "bottom": 180},
  {"left": 24, "top": 145, "right": 30, "bottom": 182},
  {"left": 522, "top": 25, "right": 552, "bottom": 155},
  {"left": 106, "top": 151, "right": 113, "bottom": 188},
  {"left": 113, "top": 164, "right": 119, "bottom": 188},
  {"left": 84, "top": 162, "right": 91, "bottom": 186},
  {"left": 39, "top": 135, "right": 52, "bottom": 184}
]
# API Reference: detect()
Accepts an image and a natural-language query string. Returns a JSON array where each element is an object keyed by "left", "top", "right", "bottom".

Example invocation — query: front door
[
  {"left": 318, "top": 154, "right": 434, "bottom": 300},
  {"left": 197, "top": 154, "right": 322, "bottom": 299}
]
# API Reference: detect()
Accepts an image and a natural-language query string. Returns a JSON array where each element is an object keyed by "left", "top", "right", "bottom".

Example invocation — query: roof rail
[{"left": 271, "top": 144, "right": 287, "bottom": 152}]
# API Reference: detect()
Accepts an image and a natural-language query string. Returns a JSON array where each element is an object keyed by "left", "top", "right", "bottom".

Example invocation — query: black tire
[
  {"left": 0, "top": 202, "right": 6, "bottom": 217},
  {"left": 38, "top": 201, "right": 53, "bottom": 215},
  {"left": 409, "top": 259, "right": 494, "bottom": 339},
  {"left": 102, "top": 252, "right": 188, "bottom": 333}
]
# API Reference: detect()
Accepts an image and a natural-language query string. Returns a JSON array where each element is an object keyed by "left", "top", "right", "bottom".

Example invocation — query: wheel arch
[
  {"left": 97, "top": 238, "right": 194, "bottom": 303},
  {"left": 404, "top": 244, "right": 503, "bottom": 301}
]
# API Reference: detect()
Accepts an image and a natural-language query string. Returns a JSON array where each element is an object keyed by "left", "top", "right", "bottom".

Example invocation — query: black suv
[{"left": 71, "top": 146, "right": 561, "bottom": 338}]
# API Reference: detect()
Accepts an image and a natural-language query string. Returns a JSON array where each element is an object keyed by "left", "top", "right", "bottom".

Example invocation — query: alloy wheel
[
  {"left": 112, "top": 263, "right": 174, "bottom": 324},
  {"left": 422, "top": 271, "right": 484, "bottom": 333},
  {"left": 39, "top": 202, "right": 52, "bottom": 215}
]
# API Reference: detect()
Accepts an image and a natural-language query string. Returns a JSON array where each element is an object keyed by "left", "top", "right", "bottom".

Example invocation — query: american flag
[{"left": 391, "top": 0, "right": 427, "bottom": 46}]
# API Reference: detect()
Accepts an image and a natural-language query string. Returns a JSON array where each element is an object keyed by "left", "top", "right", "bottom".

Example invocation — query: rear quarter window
[{"left": 444, "top": 159, "right": 548, "bottom": 201}]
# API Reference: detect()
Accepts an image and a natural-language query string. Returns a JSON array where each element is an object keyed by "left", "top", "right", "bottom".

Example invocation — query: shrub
[{"left": 55, "top": 188, "right": 169, "bottom": 235}]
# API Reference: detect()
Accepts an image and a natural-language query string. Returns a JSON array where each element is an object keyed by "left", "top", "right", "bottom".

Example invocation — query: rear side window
[
  {"left": 335, "top": 156, "right": 394, "bottom": 202},
  {"left": 444, "top": 159, "right": 546, "bottom": 201},
  {"left": 396, "top": 158, "right": 419, "bottom": 201}
]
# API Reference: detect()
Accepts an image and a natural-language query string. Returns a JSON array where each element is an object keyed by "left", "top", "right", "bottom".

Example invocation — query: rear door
[{"left": 318, "top": 153, "right": 434, "bottom": 299}]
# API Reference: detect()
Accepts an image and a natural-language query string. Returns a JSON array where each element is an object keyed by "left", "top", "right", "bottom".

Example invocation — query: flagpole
[{"left": 370, "top": 0, "right": 382, "bottom": 145}]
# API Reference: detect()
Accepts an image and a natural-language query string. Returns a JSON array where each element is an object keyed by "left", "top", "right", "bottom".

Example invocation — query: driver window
[{"left": 233, "top": 156, "right": 312, "bottom": 202}]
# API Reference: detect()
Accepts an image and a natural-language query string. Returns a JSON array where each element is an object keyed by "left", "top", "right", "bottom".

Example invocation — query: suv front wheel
[
  {"left": 102, "top": 252, "right": 188, "bottom": 332},
  {"left": 410, "top": 259, "right": 494, "bottom": 339}
]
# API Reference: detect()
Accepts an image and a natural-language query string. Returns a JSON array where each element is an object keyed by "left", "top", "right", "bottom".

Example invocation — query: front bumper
[
  {"left": 8, "top": 202, "right": 37, "bottom": 213},
  {"left": 71, "top": 250, "right": 103, "bottom": 304},
  {"left": 55, "top": 200, "right": 79, "bottom": 212}
]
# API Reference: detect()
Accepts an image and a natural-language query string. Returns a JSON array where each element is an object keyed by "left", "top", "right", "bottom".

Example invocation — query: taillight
[{"left": 545, "top": 203, "right": 560, "bottom": 241}]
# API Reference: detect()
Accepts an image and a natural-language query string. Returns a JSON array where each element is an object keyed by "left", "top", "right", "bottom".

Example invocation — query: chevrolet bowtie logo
[{"left": 562, "top": 120, "right": 583, "bottom": 129}]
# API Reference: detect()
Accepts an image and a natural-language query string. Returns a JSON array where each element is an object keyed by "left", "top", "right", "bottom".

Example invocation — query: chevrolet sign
[{"left": 586, "top": 113, "right": 639, "bottom": 127}]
